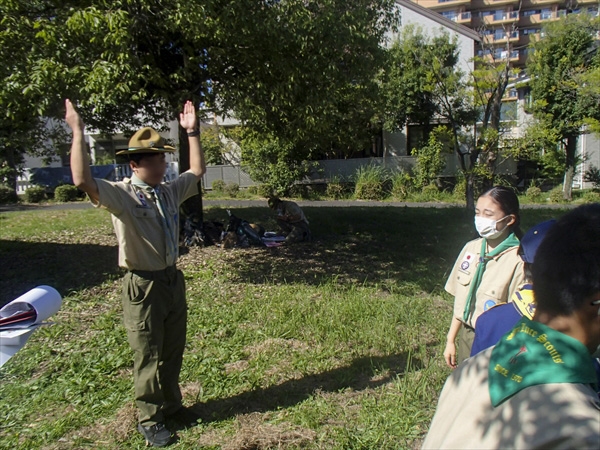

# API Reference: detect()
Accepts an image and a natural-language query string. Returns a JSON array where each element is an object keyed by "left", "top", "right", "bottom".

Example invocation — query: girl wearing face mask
[{"left": 443, "top": 186, "right": 524, "bottom": 368}]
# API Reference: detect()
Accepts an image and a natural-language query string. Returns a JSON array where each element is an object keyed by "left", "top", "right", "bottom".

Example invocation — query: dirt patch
[{"left": 197, "top": 412, "right": 316, "bottom": 450}]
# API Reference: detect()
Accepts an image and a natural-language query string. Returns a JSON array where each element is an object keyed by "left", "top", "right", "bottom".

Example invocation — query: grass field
[{"left": 0, "top": 204, "right": 567, "bottom": 449}]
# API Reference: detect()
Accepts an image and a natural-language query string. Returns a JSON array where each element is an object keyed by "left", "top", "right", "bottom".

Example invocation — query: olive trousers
[{"left": 121, "top": 266, "right": 186, "bottom": 426}]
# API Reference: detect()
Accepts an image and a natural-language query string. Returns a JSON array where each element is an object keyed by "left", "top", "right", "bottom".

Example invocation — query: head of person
[
  {"left": 532, "top": 204, "right": 600, "bottom": 352},
  {"left": 518, "top": 219, "right": 556, "bottom": 281},
  {"left": 116, "top": 127, "right": 175, "bottom": 187},
  {"left": 475, "top": 186, "right": 522, "bottom": 240},
  {"left": 268, "top": 197, "right": 281, "bottom": 210}
]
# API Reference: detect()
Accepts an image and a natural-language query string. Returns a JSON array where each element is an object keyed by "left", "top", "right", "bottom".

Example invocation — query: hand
[
  {"left": 65, "top": 99, "right": 84, "bottom": 132},
  {"left": 443, "top": 341, "right": 457, "bottom": 369},
  {"left": 179, "top": 100, "right": 198, "bottom": 133}
]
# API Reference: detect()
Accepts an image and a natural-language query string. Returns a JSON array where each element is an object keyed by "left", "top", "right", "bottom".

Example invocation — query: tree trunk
[
  {"left": 466, "top": 172, "right": 475, "bottom": 211},
  {"left": 562, "top": 135, "right": 577, "bottom": 201},
  {"left": 5, "top": 144, "right": 18, "bottom": 193}
]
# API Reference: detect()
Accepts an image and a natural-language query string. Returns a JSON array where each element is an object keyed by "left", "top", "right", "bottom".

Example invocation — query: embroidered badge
[
  {"left": 459, "top": 252, "right": 475, "bottom": 273},
  {"left": 136, "top": 191, "right": 148, "bottom": 207},
  {"left": 484, "top": 299, "right": 497, "bottom": 311}
]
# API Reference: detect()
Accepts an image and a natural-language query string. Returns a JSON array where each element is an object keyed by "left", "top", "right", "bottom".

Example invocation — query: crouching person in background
[{"left": 268, "top": 196, "right": 311, "bottom": 243}]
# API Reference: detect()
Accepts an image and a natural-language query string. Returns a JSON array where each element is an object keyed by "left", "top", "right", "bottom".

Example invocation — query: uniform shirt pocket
[{"left": 131, "top": 206, "right": 157, "bottom": 219}]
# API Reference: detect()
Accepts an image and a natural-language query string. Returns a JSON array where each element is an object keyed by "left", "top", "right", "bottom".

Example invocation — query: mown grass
[{"left": 0, "top": 205, "right": 567, "bottom": 449}]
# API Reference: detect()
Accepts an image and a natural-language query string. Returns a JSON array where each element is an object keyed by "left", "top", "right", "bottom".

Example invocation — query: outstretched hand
[
  {"left": 179, "top": 100, "right": 198, "bottom": 132},
  {"left": 64, "top": 99, "right": 84, "bottom": 132}
]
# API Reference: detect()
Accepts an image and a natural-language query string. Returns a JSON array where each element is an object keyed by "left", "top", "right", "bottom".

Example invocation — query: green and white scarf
[{"left": 462, "top": 232, "right": 520, "bottom": 323}]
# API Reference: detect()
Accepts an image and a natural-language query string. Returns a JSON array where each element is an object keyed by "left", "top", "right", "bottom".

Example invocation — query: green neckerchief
[
  {"left": 462, "top": 232, "right": 520, "bottom": 323},
  {"left": 489, "top": 317, "right": 597, "bottom": 407}
]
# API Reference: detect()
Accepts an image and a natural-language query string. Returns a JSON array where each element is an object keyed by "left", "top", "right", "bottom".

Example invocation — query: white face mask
[{"left": 474, "top": 215, "right": 509, "bottom": 239}]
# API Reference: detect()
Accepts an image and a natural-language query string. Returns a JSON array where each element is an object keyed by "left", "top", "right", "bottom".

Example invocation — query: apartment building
[{"left": 409, "top": 1, "right": 599, "bottom": 72}]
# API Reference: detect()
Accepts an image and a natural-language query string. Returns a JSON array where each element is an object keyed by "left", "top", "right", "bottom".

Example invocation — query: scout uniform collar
[
  {"left": 463, "top": 233, "right": 520, "bottom": 323},
  {"left": 130, "top": 173, "right": 159, "bottom": 191},
  {"left": 489, "top": 316, "right": 597, "bottom": 406}
]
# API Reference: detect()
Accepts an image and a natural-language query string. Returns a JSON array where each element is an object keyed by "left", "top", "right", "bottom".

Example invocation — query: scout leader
[{"left": 65, "top": 99, "right": 205, "bottom": 447}]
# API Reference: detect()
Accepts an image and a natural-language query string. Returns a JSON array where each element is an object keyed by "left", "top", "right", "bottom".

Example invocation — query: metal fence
[{"left": 16, "top": 155, "right": 518, "bottom": 194}]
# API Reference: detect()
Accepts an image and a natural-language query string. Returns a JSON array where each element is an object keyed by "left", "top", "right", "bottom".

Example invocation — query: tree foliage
[
  {"left": 1, "top": 0, "right": 399, "bottom": 194},
  {"left": 526, "top": 13, "right": 600, "bottom": 199}
]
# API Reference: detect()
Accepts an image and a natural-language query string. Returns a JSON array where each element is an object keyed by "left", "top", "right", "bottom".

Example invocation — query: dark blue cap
[{"left": 520, "top": 219, "right": 556, "bottom": 264}]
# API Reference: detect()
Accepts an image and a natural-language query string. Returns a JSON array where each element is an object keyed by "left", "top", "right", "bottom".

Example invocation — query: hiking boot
[
  {"left": 137, "top": 422, "right": 172, "bottom": 447},
  {"left": 165, "top": 406, "right": 201, "bottom": 428}
]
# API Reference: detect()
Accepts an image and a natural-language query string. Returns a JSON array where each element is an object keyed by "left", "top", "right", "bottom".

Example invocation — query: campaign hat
[{"left": 116, "top": 127, "right": 176, "bottom": 155}]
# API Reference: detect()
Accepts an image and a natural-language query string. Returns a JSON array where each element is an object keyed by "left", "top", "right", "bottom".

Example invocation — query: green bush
[
  {"left": 286, "top": 183, "right": 306, "bottom": 198},
  {"left": 354, "top": 165, "right": 388, "bottom": 201},
  {"left": 54, "top": 184, "right": 79, "bottom": 202},
  {"left": 390, "top": 172, "right": 415, "bottom": 200},
  {"left": 247, "top": 185, "right": 259, "bottom": 195},
  {"left": 326, "top": 176, "right": 349, "bottom": 200},
  {"left": 224, "top": 182, "right": 239, "bottom": 198},
  {"left": 257, "top": 184, "right": 274, "bottom": 198},
  {"left": 0, "top": 184, "right": 18, "bottom": 204},
  {"left": 525, "top": 185, "right": 542, "bottom": 202},
  {"left": 421, "top": 183, "right": 440, "bottom": 201},
  {"left": 25, "top": 186, "right": 47, "bottom": 203},
  {"left": 548, "top": 185, "right": 564, "bottom": 203},
  {"left": 211, "top": 179, "right": 226, "bottom": 192},
  {"left": 581, "top": 190, "right": 600, "bottom": 203},
  {"left": 451, "top": 177, "right": 466, "bottom": 201},
  {"left": 584, "top": 165, "right": 600, "bottom": 191}
]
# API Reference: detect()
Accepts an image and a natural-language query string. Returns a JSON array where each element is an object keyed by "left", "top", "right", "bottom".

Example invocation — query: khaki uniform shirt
[
  {"left": 422, "top": 347, "right": 600, "bottom": 449},
  {"left": 445, "top": 238, "right": 524, "bottom": 329},
  {"left": 93, "top": 172, "right": 199, "bottom": 271},
  {"left": 278, "top": 201, "right": 309, "bottom": 224}
]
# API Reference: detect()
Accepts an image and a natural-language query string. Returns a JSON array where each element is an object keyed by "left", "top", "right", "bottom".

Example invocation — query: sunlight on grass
[{"left": 0, "top": 205, "right": 571, "bottom": 449}]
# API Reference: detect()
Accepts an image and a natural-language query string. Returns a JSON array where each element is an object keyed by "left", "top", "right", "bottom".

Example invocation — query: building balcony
[
  {"left": 483, "top": 11, "right": 519, "bottom": 25},
  {"left": 474, "top": 0, "right": 520, "bottom": 6},
  {"left": 457, "top": 11, "right": 472, "bottom": 24},
  {"left": 525, "top": 0, "right": 561, "bottom": 5},
  {"left": 529, "top": 11, "right": 563, "bottom": 24},
  {"left": 502, "top": 89, "right": 519, "bottom": 102},
  {"left": 483, "top": 31, "right": 520, "bottom": 45},
  {"left": 427, "top": 0, "right": 471, "bottom": 10}
]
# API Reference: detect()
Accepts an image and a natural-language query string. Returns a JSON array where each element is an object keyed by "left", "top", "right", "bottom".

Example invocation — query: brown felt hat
[{"left": 116, "top": 127, "right": 176, "bottom": 155}]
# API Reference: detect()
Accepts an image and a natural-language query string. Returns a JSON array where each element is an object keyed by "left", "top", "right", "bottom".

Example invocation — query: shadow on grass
[
  {"left": 0, "top": 240, "right": 121, "bottom": 306},
  {"left": 203, "top": 206, "right": 474, "bottom": 292},
  {"left": 186, "top": 351, "right": 424, "bottom": 427}
]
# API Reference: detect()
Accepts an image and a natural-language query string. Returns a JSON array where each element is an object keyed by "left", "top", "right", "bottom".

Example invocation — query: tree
[
  {"left": 526, "top": 13, "right": 600, "bottom": 200},
  {"left": 470, "top": 47, "right": 519, "bottom": 193},
  {"left": 1, "top": 0, "right": 399, "bottom": 198}
]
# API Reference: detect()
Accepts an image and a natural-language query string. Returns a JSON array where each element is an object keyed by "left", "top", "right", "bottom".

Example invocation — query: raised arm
[
  {"left": 179, "top": 100, "right": 206, "bottom": 179},
  {"left": 65, "top": 99, "right": 99, "bottom": 203}
]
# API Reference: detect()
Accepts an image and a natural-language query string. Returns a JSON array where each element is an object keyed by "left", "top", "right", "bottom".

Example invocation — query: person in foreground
[
  {"left": 423, "top": 203, "right": 600, "bottom": 450},
  {"left": 267, "top": 196, "right": 311, "bottom": 243},
  {"left": 65, "top": 99, "right": 206, "bottom": 447}
]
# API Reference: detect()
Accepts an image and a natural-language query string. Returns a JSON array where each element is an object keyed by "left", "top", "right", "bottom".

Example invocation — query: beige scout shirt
[
  {"left": 93, "top": 172, "right": 199, "bottom": 271},
  {"left": 445, "top": 237, "right": 524, "bottom": 329},
  {"left": 278, "top": 200, "right": 309, "bottom": 224},
  {"left": 422, "top": 347, "right": 600, "bottom": 450}
]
